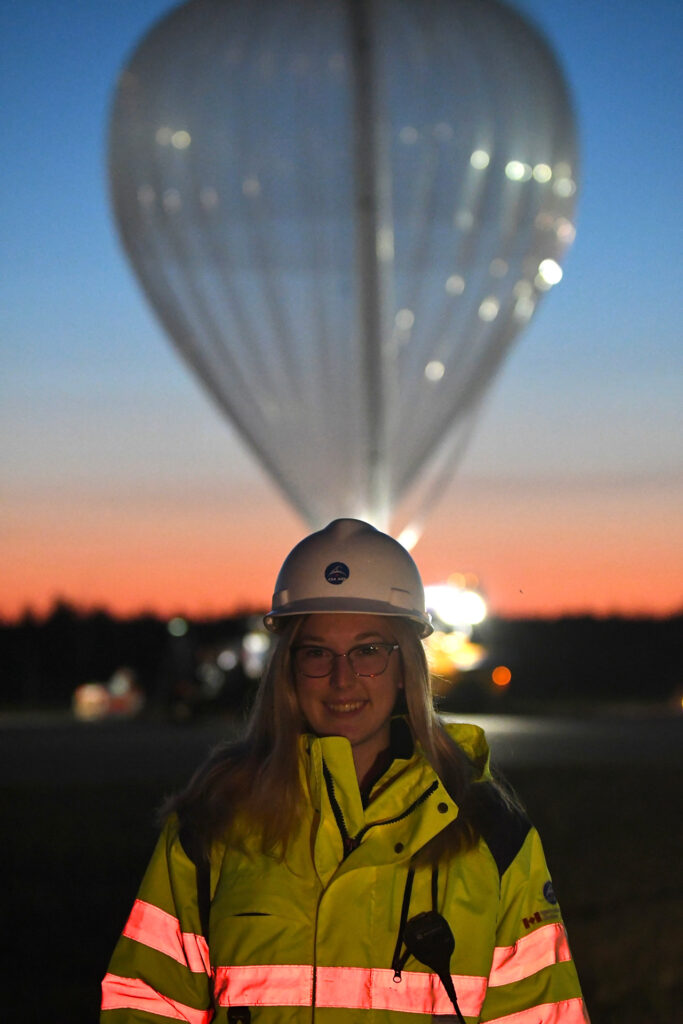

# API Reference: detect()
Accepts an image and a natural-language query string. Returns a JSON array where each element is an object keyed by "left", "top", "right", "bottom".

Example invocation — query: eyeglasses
[{"left": 292, "top": 642, "right": 400, "bottom": 678}]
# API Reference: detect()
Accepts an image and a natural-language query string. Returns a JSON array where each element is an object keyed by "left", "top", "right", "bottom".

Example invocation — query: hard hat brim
[{"left": 264, "top": 598, "right": 433, "bottom": 638}]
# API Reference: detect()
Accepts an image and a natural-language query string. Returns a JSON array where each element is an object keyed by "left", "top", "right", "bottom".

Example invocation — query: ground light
[
  {"left": 72, "top": 667, "right": 144, "bottom": 721},
  {"left": 167, "top": 616, "right": 189, "bottom": 637},
  {"left": 242, "top": 629, "right": 271, "bottom": 679},
  {"left": 491, "top": 665, "right": 512, "bottom": 688},
  {"left": 424, "top": 581, "right": 488, "bottom": 693}
]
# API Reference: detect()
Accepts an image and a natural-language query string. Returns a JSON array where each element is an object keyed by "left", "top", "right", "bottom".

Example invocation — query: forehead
[{"left": 298, "top": 612, "right": 395, "bottom": 644}]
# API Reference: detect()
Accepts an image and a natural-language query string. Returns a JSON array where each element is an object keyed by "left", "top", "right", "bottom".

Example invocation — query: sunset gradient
[
  {"left": 4, "top": 470, "right": 680, "bottom": 621},
  {"left": 2, "top": 0, "right": 681, "bottom": 622}
]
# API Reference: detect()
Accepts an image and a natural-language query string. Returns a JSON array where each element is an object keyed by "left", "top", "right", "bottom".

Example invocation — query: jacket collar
[{"left": 300, "top": 718, "right": 462, "bottom": 881}]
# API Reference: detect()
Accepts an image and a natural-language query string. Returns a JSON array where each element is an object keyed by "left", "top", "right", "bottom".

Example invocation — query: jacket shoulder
[{"left": 442, "top": 719, "right": 492, "bottom": 778}]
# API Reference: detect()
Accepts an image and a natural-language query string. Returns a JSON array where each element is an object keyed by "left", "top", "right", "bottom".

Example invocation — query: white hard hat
[{"left": 264, "top": 518, "right": 433, "bottom": 637}]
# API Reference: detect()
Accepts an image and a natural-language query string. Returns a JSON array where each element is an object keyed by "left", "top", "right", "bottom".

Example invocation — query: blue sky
[{"left": 2, "top": 0, "right": 681, "bottom": 618}]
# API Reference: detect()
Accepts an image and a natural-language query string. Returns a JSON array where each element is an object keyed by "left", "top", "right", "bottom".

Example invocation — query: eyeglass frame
[{"left": 291, "top": 641, "right": 400, "bottom": 678}]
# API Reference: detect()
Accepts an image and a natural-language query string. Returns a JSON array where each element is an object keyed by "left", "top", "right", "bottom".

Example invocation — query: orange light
[{"left": 492, "top": 665, "right": 511, "bottom": 687}]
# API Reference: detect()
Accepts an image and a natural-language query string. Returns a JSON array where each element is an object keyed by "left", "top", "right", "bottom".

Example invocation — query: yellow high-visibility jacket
[{"left": 101, "top": 720, "right": 589, "bottom": 1022}]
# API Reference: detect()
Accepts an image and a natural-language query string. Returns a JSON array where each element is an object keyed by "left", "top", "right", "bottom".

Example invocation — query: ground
[{"left": 3, "top": 714, "right": 681, "bottom": 1021}]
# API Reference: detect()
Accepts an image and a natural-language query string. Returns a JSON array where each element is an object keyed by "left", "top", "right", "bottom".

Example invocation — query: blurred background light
[
  {"left": 167, "top": 616, "right": 189, "bottom": 637},
  {"left": 492, "top": 664, "right": 512, "bottom": 687}
]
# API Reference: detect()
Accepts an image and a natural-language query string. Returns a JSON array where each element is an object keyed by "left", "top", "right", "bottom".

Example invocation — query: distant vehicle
[{"left": 72, "top": 667, "right": 144, "bottom": 721}]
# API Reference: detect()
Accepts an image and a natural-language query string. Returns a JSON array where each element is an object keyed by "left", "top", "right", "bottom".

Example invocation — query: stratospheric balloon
[{"left": 109, "top": 0, "right": 578, "bottom": 535}]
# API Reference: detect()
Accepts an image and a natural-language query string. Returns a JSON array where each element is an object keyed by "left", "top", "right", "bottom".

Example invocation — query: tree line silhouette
[{"left": 0, "top": 600, "right": 680, "bottom": 711}]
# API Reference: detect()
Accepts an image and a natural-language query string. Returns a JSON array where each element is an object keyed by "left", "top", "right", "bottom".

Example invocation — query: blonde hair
[{"left": 170, "top": 616, "right": 491, "bottom": 857}]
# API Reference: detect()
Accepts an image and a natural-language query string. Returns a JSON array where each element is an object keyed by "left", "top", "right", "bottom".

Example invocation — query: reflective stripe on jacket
[{"left": 101, "top": 720, "right": 589, "bottom": 1022}]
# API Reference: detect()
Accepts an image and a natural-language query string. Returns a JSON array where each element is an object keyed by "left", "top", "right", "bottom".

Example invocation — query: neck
[{"left": 355, "top": 744, "right": 393, "bottom": 797}]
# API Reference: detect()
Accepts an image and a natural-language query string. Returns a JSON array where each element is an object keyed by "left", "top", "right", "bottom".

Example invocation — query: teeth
[{"left": 326, "top": 701, "right": 365, "bottom": 712}]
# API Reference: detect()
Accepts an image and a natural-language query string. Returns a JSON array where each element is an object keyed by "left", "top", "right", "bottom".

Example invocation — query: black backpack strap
[
  {"left": 178, "top": 822, "right": 212, "bottom": 941},
  {"left": 473, "top": 783, "right": 532, "bottom": 877}
]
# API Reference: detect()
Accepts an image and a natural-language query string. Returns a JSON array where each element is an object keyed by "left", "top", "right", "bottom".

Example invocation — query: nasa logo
[
  {"left": 543, "top": 881, "right": 557, "bottom": 905},
  {"left": 325, "top": 562, "right": 350, "bottom": 586}
]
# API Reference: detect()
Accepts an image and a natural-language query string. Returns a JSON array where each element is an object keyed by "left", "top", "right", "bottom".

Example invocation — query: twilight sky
[{"left": 2, "top": 0, "right": 681, "bottom": 621}]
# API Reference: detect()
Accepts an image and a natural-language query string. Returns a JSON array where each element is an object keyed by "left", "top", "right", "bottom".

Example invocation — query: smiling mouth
[{"left": 324, "top": 700, "right": 367, "bottom": 713}]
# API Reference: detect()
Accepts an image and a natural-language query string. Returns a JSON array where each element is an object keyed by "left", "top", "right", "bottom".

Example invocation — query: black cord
[
  {"left": 391, "top": 863, "right": 465, "bottom": 1022},
  {"left": 391, "top": 865, "right": 415, "bottom": 979}
]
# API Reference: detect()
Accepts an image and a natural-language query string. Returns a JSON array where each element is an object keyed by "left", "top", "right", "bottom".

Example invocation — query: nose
[{"left": 328, "top": 652, "right": 356, "bottom": 689}]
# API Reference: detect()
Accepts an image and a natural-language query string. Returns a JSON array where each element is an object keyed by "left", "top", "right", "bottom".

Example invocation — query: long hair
[
  {"left": 168, "top": 615, "right": 508, "bottom": 858},
  {"left": 168, "top": 617, "right": 306, "bottom": 854}
]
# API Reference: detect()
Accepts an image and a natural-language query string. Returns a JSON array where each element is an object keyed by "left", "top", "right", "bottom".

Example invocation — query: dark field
[{"left": 2, "top": 714, "right": 682, "bottom": 1022}]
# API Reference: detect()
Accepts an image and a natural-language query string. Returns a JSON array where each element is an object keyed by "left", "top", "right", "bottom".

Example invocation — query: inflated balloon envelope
[{"left": 109, "top": 0, "right": 578, "bottom": 538}]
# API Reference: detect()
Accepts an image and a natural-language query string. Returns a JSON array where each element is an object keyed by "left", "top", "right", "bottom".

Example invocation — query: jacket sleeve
[
  {"left": 478, "top": 825, "right": 590, "bottom": 1023},
  {"left": 100, "top": 814, "right": 214, "bottom": 1023}
]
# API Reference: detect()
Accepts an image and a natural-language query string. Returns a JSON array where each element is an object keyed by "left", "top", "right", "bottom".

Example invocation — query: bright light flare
[
  {"left": 478, "top": 297, "right": 500, "bottom": 322},
  {"left": 533, "top": 163, "right": 552, "bottom": 183},
  {"left": 171, "top": 129, "right": 191, "bottom": 149},
  {"left": 505, "top": 160, "right": 532, "bottom": 181},
  {"left": 243, "top": 631, "right": 269, "bottom": 655},
  {"left": 397, "top": 526, "right": 421, "bottom": 551},
  {"left": 427, "top": 632, "right": 487, "bottom": 675},
  {"left": 453, "top": 640, "right": 486, "bottom": 671},
  {"left": 470, "top": 149, "right": 490, "bottom": 169},
  {"left": 537, "top": 258, "right": 563, "bottom": 285},
  {"left": 425, "top": 584, "right": 487, "bottom": 628},
  {"left": 425, "top": 360, "right": 445, "bottom": 382}
]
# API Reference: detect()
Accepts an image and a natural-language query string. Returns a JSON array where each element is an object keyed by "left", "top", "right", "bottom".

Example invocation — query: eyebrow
[{"left": 297, "top": 631, "right": 390, "bottom": 644}]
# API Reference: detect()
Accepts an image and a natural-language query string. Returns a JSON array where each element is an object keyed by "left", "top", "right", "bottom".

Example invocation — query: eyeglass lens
[{"left": 295, "top": 643, "right": 395, "bottom": 677}]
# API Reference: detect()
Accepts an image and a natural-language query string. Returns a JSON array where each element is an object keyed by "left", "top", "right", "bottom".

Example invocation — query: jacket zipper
[{"left": 322, "top": 762, "right": 439, "bottom": 857}]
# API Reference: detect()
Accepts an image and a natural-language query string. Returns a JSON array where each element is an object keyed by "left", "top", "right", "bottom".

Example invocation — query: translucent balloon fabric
[{"left": 109, "top": 0, "right": 578, "bottom": 533}]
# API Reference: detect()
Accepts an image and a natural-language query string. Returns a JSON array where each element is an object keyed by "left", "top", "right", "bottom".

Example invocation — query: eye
[
  {"left": 355, "top": 643, "right": 382, "bottom": 657},
  {"left": 301, "top": 646, "right": 328, "bottom": 660}
]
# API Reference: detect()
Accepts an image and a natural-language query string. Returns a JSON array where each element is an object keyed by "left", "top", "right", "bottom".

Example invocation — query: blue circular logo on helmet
[
  {"left": 543, "top": 881, "right": 557, "bottom": 905},
  {"left": 325, "top": 562, "right": 350, "bottom": 585}
]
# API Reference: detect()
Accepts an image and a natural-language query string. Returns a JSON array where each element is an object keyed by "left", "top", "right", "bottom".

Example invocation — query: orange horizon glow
[
  {"left": 4, "top": 533, "right": 681, "bottom": 624},
  {"left": 4, "top": 475, "right": 681, "bottom": 624}
]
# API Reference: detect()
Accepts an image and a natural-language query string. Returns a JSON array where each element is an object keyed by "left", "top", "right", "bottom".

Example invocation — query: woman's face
[{"left": 293, "top": 612, "right": 403, "bottom": 780}]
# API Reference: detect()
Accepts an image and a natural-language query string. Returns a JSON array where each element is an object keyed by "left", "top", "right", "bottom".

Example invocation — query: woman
[{"left": 101, "top": 518, "right": 589, "bottom": 1023}]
